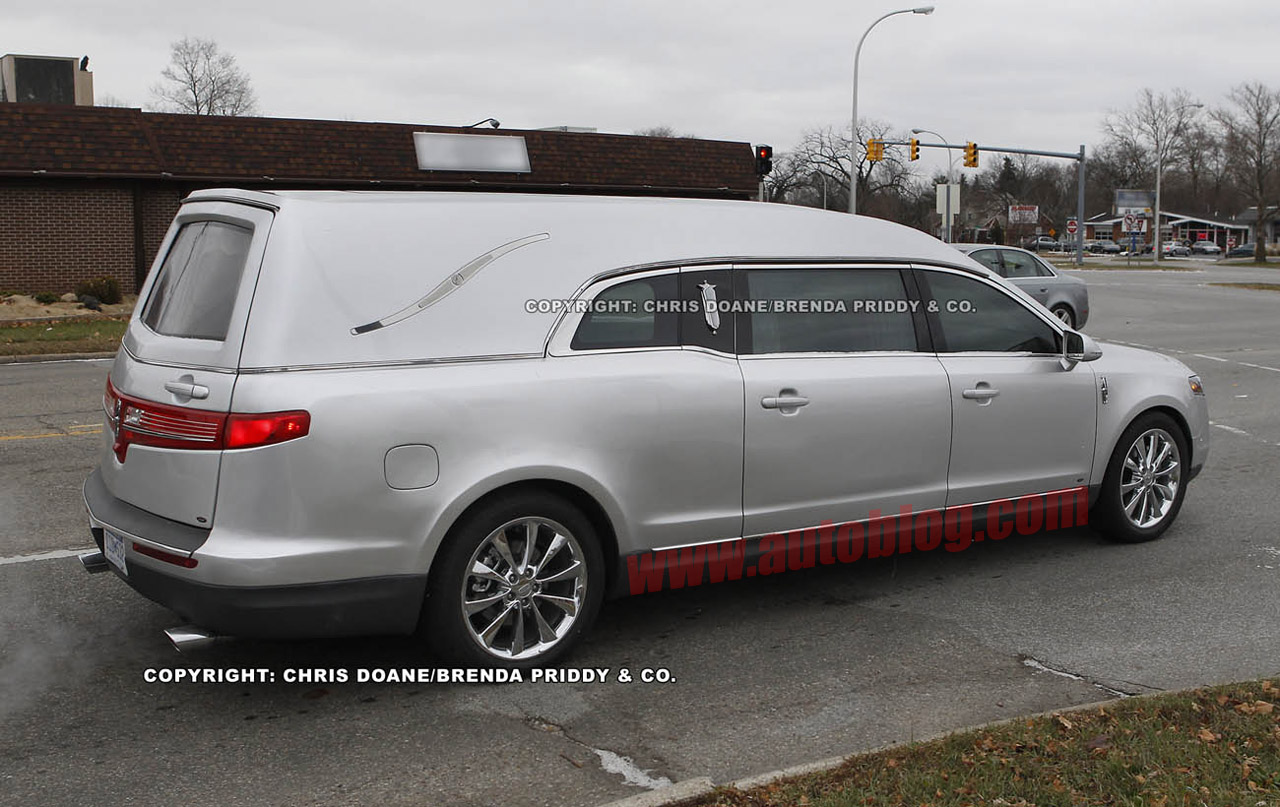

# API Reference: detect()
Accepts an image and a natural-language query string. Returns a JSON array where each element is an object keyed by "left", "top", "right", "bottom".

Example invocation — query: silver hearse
[{"left": 82, "top": 190, "right": 1208, "bottom": 666}]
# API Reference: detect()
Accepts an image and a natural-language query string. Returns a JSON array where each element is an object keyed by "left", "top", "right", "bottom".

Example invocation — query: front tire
[
  {"left": 422, "top": 491, "right": 605, "bottom": 667},
  {"left": 1094, "top": 412, "right": 1189, "bottom": 543}
]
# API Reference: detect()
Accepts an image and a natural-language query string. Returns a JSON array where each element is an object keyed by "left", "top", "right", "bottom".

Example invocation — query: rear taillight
[
  {"left": 226, "top": 411, "right": 311, "bottom": 449},
  {"left": 104, "top": 377, "right": 309, "bottom": 462},
  {"left": 103, "top": 379, "right": 121, "bottom": 426}
]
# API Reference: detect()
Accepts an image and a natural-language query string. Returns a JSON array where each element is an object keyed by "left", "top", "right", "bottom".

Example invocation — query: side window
[
  {"left": 1031, "top": 255, "right": 1057, "bottom": 277},
  {"left": 919, "top": 270, "right": 1059, "bottom": 354},
  {"left": 570, "top": 274, "right": 678, "bottom": 350},
  {"left": 738, "top": 268, "right": 917, "bottom": 354},
  {"left": 998, "top": 250, "right": 1041, "bottom": 279},
  {"left": 142, "top": 221, "right": 253, "bottom": 341},
  {"left": 968, "top": 249, "right": 1004, "bottom": 275}
]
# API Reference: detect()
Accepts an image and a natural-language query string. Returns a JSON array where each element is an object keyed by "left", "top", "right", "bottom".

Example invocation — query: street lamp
[
  {"left": 912, "top": 127, "right": 957, "bottom": 242},
  {"left": 848, "top": 6, "right": 934, "bottom": 215},
  {"left": 1153, "top": 102, "right": 1203, "bottom": 261}
]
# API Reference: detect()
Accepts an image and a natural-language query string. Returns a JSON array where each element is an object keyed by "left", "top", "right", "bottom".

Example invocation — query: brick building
[{"left": 0, "top": 105, "right": 759, "bottom": 294}]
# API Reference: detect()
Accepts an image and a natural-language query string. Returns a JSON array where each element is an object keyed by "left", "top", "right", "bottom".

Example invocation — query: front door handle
[
  {"left": 762, "top": 393, "right": 810, "bottom": 410},
  {"left": 962, "top": 386, "right": 1000, "bottom": 401},
  {"left": 165, "top": 381, "right": 210, "bottom": 400}
]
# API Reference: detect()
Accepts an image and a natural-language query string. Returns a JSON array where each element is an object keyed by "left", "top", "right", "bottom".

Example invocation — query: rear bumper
[{"left": 83, "top": 469, "right": 427, "bottom": 638}]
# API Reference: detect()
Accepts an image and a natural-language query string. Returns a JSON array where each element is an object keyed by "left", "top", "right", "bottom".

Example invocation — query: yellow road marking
[{"left": 0, "top": 426, "right": 103, "bottom": 442}]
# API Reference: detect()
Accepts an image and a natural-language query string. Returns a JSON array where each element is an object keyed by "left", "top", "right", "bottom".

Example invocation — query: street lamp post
[
  {"left": 848, "top": 6, "right": 934, "bottom": 215},
  {"left": 912, "top": 127, "right": 956, "bottom": 241},
  {"left": 1153, "top": 102, "right": 1203, "bottom": 261}
]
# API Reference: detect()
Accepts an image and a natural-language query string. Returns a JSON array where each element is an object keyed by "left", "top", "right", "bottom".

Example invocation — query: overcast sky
[{"left": 8, "top": 0, "right": 1279, "bottom": 178}]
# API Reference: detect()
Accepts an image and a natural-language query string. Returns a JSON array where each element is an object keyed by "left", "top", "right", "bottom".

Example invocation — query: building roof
[
  {"left": 0, "top": 104, "right": 758, "bottom": 198},
  {"left": 1165, "top": 213, "right": 1249, "bottom": 230},
  {"left": 1087, "top": 211, "right": 1248, "bottom": 229},
  {"left": 1233, "top": 206, "right": 1279, "bottom": 225}
]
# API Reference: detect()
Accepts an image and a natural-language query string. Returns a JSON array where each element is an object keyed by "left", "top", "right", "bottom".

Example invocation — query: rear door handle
[
  {"left": 165, "top": 381, "right": 210, "bottom": 399},
  {"left": 761, "top": 395, "right": 810, "bottom": 410},
  {"left": 962, "top": 387, "right": 1000, "bottom": 400}
]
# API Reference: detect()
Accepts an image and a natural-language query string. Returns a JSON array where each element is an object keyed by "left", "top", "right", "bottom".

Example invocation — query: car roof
[
  {"left": 184, "top": 189, "right": 1007, "bottom": 369},
  {"left": 951, "top": 243, "right": 1031, "bottom": 255}
]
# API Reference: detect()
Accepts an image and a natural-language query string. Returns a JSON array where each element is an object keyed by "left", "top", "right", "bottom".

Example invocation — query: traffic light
[
  {"left": 755, "top": 144, "right": 773, "bottom": 176},
  {"left": 867, "top": 138, "right": 885, "bottom": 162},
  {"left": 963, "top": 142, "right": 979, "bottom": 168},
  {"left": 908, "top": 137, "right": 920, "bottom": 161}
]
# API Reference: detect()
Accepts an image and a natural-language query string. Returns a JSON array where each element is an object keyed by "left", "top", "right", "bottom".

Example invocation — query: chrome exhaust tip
[
  {"left": 79, "top": 550, "right": 110, "bottom": 574},
  {"left": 164, "top": 625, "right": 221, "bottom": 653}
]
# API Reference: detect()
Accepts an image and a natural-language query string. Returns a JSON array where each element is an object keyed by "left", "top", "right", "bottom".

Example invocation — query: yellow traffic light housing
[
  {"left": 963, "top": 142, "right": 979, "bottom": 168},
  {"left": 867, "top": 138, "right": 885, "bottom": 162},
  {"left": 908, "top": 138, "right": 920, "bottom": 161}
]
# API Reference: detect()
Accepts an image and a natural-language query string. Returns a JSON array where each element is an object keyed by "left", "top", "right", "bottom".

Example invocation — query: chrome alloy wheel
[
  {"left": 1119, "top": 428, "right": 1182, "bottom": 529},
  {"left": 460, "top": 517, "right": 588, "bottom": 660}
]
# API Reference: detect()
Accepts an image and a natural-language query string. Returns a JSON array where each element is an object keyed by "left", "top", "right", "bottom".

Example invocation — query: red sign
[
  {"left": 1065, "top": 219, "right": 1078, "bottom": 235},
  {"left": 1228, "top": 236, "right": 1238, "bottom": 248}
]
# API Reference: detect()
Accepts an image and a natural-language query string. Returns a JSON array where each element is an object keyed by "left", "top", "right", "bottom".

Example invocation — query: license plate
[{"left": 104, "top": 530, "right": 128, "bottom": 576}]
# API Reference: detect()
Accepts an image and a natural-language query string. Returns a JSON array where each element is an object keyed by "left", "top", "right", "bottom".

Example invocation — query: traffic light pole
[{"left": 886, "top": 140, "right": 1088, "bottom": 266}]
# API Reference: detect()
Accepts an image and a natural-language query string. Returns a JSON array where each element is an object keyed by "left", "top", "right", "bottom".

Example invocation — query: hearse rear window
[
  {"left": 142, "top": 221, "right": 253, "bottom": 341},
  {"left": 571, "top": 275, "right": 678, "bottom": 350}
]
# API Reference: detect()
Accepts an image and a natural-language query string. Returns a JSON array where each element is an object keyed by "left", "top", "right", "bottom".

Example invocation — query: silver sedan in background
[{"left": 953, "top": 244, "right": 1090, "bottom": 329}]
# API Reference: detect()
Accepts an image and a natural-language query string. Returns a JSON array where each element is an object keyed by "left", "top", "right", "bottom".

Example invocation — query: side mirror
[{"left": 1062, "top": 330, "right": 1102, "bottom": 368}]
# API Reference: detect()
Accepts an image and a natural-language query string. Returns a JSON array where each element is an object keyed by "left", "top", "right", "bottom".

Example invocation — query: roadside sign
[
  {"left": 1228, "top": 236, "right": 1237, "bottom": 248},
  {"left": 1009, "top": 204, "right": 1038, "bottom": 225},
  {"left": 1066, "top": 219, "right": 1078, "bottom": 236},
  {"left": 1123, "top": 213, "right": 1137, "bottom": 232}
]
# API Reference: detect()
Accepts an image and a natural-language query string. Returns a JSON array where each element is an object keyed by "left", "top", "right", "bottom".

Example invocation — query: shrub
[
  {"left": 34, "top": 291, "right": 61, "bottom": 304},
  {"left": 74, "top": 276, "right": 123, "bottom": 305}
]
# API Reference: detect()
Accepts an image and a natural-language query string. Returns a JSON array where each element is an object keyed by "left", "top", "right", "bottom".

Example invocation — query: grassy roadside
[
  {"left": 1210, "top": 282, "right": 1280, "bottom": 293},
  {"left": 0, "top": 318, "right": 126, "bottom": 356},
  {"left": 1048, "top": 259, "right": 1201, "bottom": 272},
  {"left": 682, "top": 679, "right": 1280, "bottom": 807}
]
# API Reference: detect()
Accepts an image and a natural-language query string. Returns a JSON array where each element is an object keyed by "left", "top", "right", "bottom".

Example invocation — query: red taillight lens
[
  {"left": 104, "top": 378, "right": 122, "bottom": 426},
  {"left": 132, "top": 541, "right": 198, "bottom": 569},
  {"left": 104, "top": 378, "right": 309, "bottom": 461},
  {"left": 226, "top": 411, "right": 311, "bottom": 449}
]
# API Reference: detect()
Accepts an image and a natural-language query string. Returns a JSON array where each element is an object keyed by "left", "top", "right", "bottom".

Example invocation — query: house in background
[
  {"left": 0, "top": 104, "right": 758, "bottom": 295},
  {"left": 1084, "top": 211, "right": 1249, "bottom": 249},
  {"left": 1233, "top": 206, "right": 1278, "bottom": 246}
]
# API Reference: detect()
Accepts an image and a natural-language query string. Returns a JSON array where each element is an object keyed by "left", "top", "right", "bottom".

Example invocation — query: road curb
[
  {"left": 0, "top": 352, "right": 116, "bottom": 364},
  {"left": 595, "top": 777, "right": 715, "bottom": 807},
  {"left": 592, "top": 693, "right": 1144, "bottom": 807}
]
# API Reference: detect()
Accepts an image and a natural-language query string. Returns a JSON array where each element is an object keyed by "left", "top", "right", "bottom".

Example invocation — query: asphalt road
[{"left": 2, "top": 262, "right": 1279, "bottom": 806}]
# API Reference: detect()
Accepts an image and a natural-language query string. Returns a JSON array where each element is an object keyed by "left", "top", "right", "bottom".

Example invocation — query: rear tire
[
  {"left": 1050, "top": 304, "right": 1075, "bottom": 329},
  {"left": 1094, "top": 412, "right": 1189, "bottom": 543},
  {"left": 422, "top": 491, "right": 604, "bottom": 667}
]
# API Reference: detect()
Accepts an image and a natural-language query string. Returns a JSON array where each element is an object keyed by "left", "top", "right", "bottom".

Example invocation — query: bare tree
[
  {"left": 632, "top": 126, "right": 698, "bottom": 138},
  {"left": 150, "top": 37, "right": 258, "bottom": 116},
  {"left": 1104, "top": 88, "right": 1201, "bottom": 256},
  {"left": 1214, "top": 82, "right": 1280, "bottom": 261},
  {"left": 95, "top": 94, "right": 135, "bottom": 108},
  {"left": 780, "top": 121, "right": 915, "bottom": 218},
  {"left": 761, "top": 150, "right": 808, "bottom": 205}
]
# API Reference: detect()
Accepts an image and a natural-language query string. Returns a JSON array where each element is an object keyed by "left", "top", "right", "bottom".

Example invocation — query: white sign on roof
[{"left": 413, "top": 132, "right": 532, "bottom": 173}]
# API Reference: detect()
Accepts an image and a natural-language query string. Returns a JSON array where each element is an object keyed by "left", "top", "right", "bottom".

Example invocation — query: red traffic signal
[{"left": 755, "top": 145, "right": 773, "bottom": 176}]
